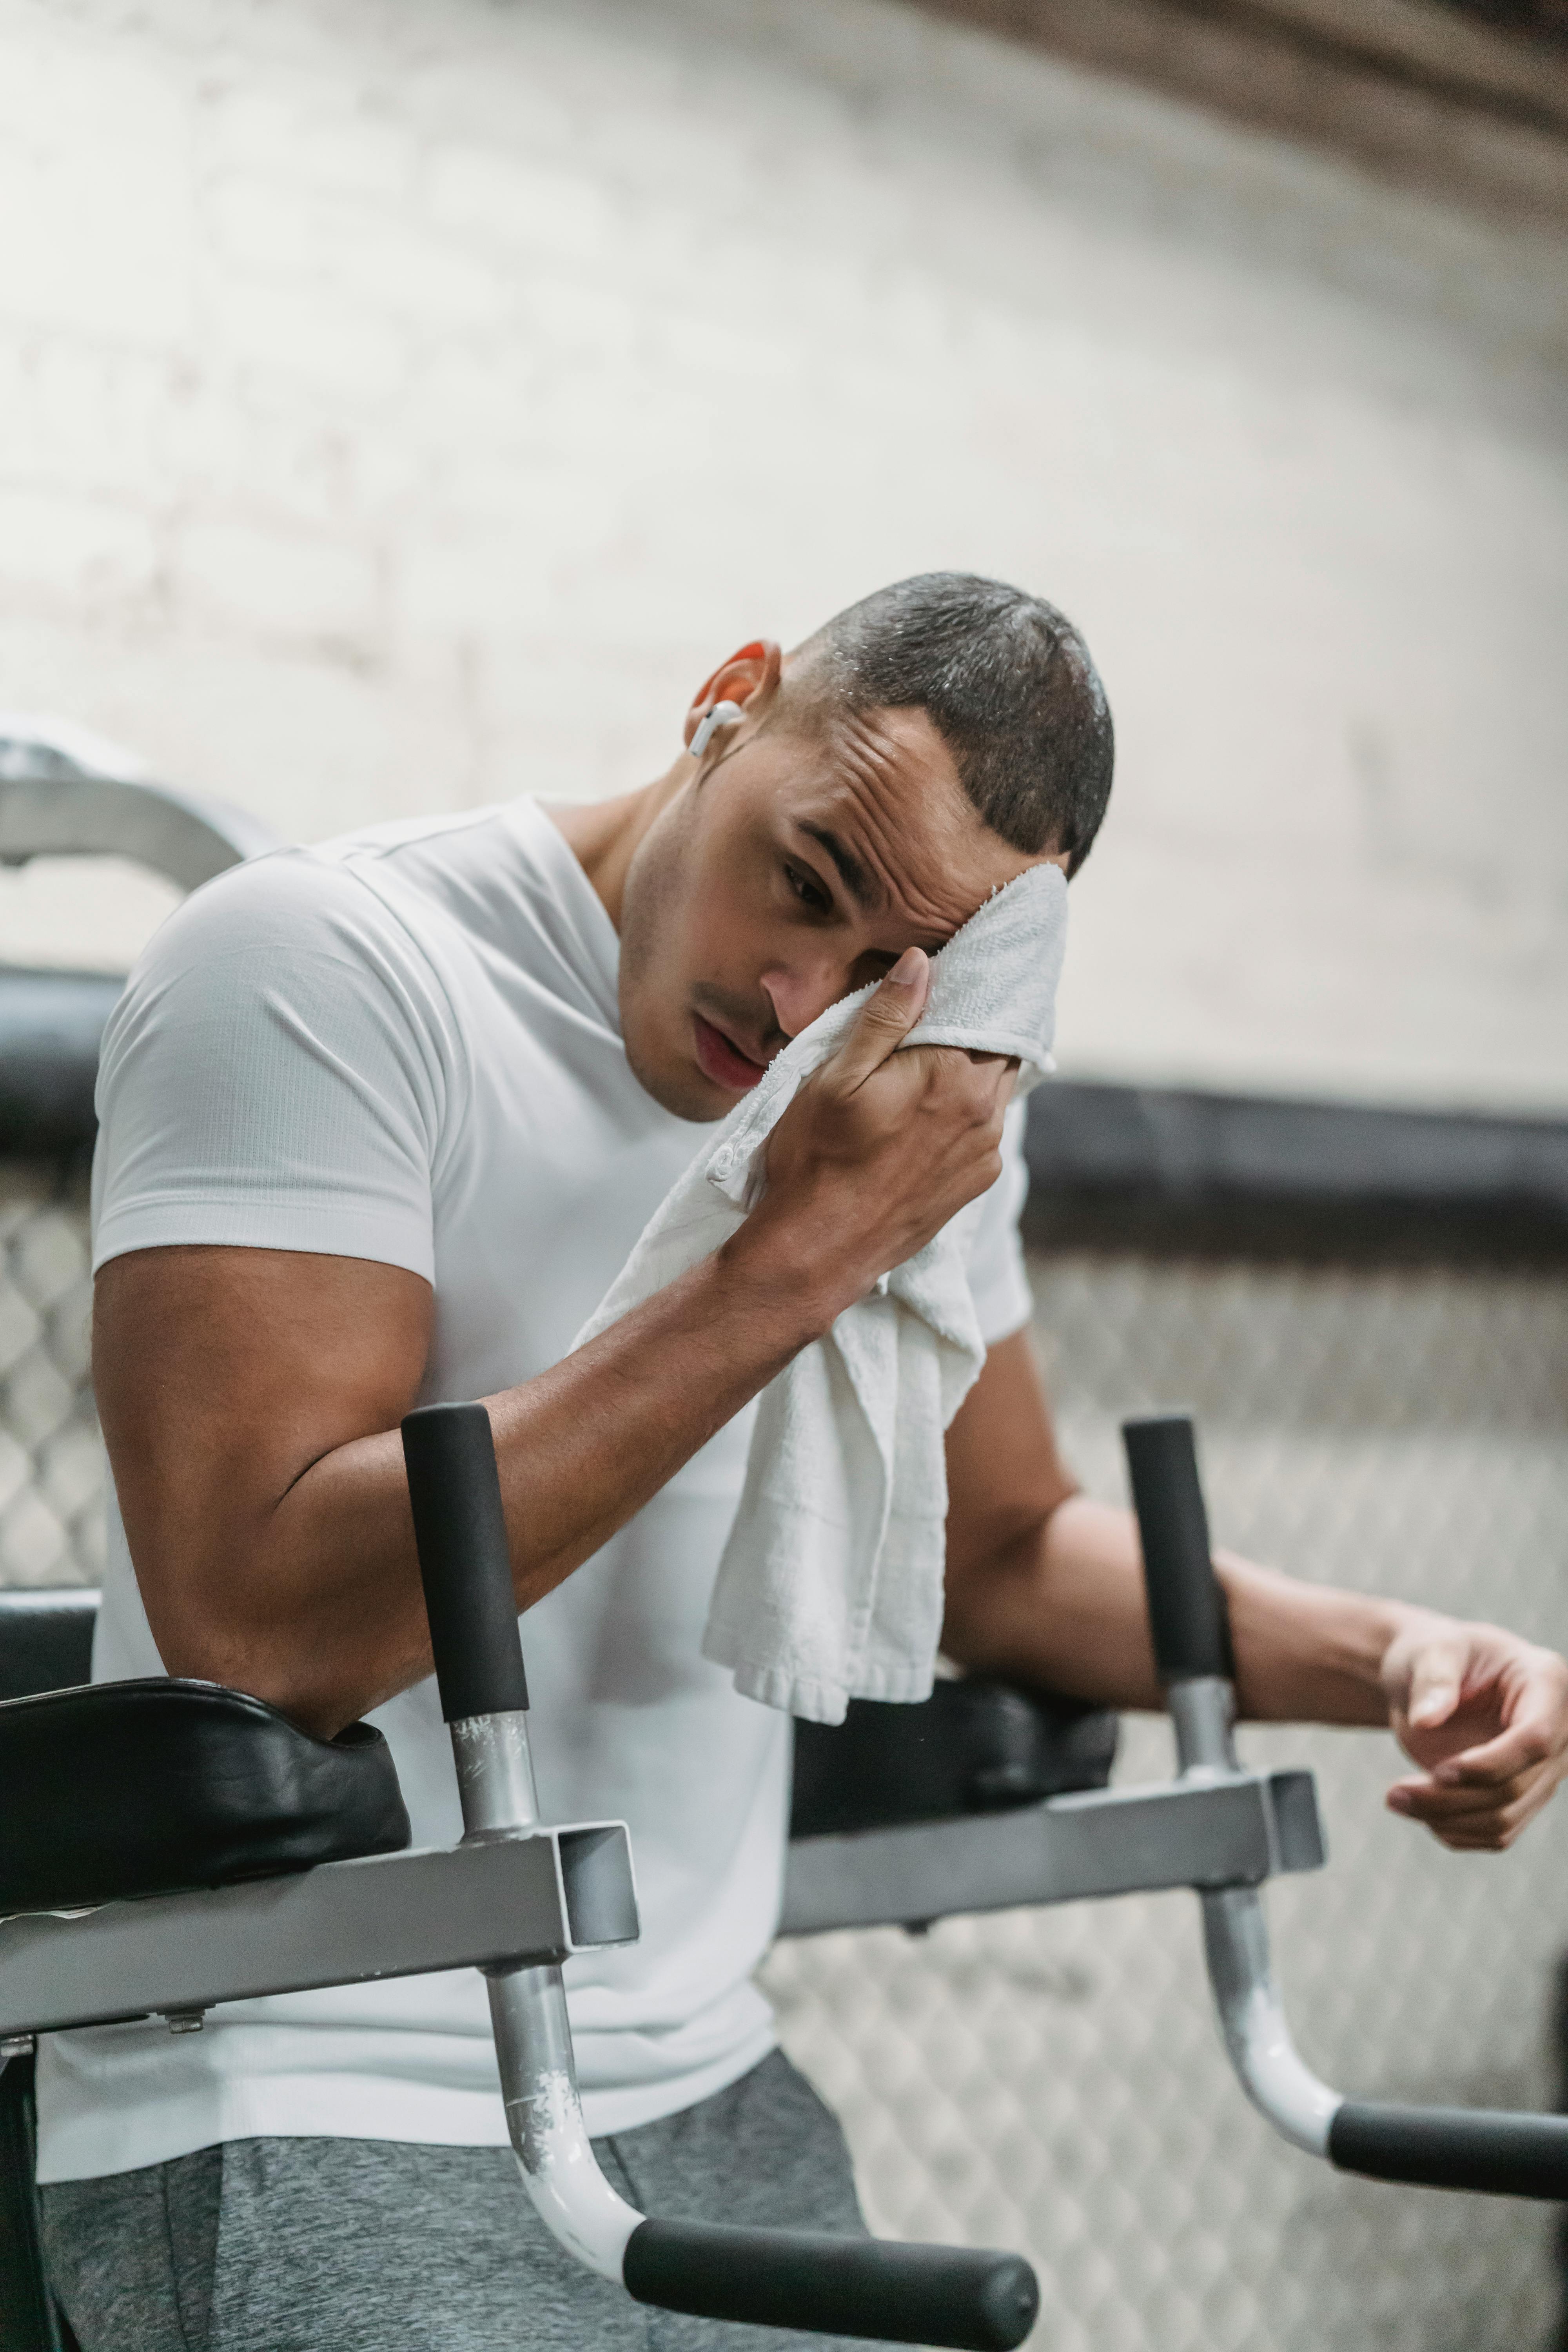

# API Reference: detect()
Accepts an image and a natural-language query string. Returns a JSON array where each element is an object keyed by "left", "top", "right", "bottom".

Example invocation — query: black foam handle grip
[
  {"left": 623, "top": 2220, "right": 1038, "bottom": 2349},
  {"left": 1122, "top": 1413, "right": 1234, "bottom": 1684},
  {"left": 401, "top": 1402, "right": 528, "bottom": 1724},
  {"left": 1330, "top": 2102, "right": 1568, "bottom": 2200}
]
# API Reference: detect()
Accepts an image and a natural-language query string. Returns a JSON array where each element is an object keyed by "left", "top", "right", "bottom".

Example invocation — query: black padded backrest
[
  {"left": 790, "top": 1679, "right": 1119, "bottom": 1842},
  {"left": 0, "top": 1588, "right": 98, "bottom": 1701},
  {"left": 0, "top": 1678, "right": 410, "bottom": 1915}
]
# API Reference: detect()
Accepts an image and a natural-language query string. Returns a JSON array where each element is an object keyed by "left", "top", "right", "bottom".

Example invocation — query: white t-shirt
[{"left": 36, "top": 795, "right": 1034, "bottom": 2184}]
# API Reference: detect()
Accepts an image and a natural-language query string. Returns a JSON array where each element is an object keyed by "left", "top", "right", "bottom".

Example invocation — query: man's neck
[{"left": 543, "top": 766, "right": 683, "bottom": 934}]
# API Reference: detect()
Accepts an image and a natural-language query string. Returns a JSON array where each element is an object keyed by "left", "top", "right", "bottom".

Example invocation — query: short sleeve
[
  {"left": 91, "top": 851, "right": 461, "bottom": 1283},
  {"left": 958, "top": 1098, "right": 1034, "bottom": 1348}
]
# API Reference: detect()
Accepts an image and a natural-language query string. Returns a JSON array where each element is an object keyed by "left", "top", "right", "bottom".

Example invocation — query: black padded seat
[
  {"left": 790, "top": 1678, "right": 1119, "bottom": 1842},
  {"left": 0, "top": 1679, "right": 410, "bottom": 1916}
]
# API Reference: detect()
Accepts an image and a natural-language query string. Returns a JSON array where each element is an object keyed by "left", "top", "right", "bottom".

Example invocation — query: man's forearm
[
  {"left": 490, "top": 1227, "right": 835, "bottom": 1596},
  {"left": 942, "top": 1494, "right": 1410, "bottom": 1727},
  {"left": 107, "top": 1232, "right": 838, "bottom": 1738},
  {"left": 940, "top": 1337, "right": 1568, "bottom": 1847}
]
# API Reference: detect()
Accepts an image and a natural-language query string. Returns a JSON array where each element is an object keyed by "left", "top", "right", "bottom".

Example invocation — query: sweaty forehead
[{"left": 781, "top": 703, "right": 1040, "bottom": 941}]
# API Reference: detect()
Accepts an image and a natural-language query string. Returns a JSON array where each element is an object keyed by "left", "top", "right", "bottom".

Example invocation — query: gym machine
[
  {"left": 0, "top": 722, "right": 1563, "bottom": 2344},
  {"left": 0, "top": 1406, "right": 1564, "bottom": 2349}
]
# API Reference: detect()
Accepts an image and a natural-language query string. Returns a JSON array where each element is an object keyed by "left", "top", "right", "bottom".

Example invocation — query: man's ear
[{"left": 682, "top": 640, "right": 783, "bottom": 750}]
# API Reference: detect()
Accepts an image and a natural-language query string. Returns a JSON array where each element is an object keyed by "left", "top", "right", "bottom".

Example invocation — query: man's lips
[{"left": 693, "top": 1012, "right": 769, "bottom": 1093}]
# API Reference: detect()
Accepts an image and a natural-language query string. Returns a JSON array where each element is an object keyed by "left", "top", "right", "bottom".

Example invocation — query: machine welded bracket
[
  {"left": 778, "top": 1767, "right": 1324, "bottom": 1939},
  {"left": 0, "top": 1823, "right": 638, "bottom": 2038}
]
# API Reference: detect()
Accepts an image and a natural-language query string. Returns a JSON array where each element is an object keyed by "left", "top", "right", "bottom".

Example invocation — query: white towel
[{"left": 575, "top": 862, "right": 1069, "bottom": 1724}]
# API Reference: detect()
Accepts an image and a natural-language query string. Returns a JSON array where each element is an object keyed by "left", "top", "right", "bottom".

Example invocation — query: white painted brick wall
[{"left": 0, "top": 0, "right": 1564, "bottom": 1110}]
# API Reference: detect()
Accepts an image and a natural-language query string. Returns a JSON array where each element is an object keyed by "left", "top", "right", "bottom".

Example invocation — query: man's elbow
[
  {"left": 941, "top": 1508, "right": 1059, "bottom": 1672},
  {"left": 143, "top": 1588, "right": 348, "bottom": 1739}
]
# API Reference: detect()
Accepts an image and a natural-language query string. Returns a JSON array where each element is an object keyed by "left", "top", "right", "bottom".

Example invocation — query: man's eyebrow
[{"left": 796, "top": 821, "right": 883, "bottom": 911}]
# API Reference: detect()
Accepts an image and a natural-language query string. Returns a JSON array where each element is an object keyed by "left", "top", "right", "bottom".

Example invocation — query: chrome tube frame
[
  {"left": 1130, "top": 1412, "right": 1568, "bottom": 2205},
  {"left": 1170, "top": 1672, "right": 1342, "bottom": 2158},
  {"left": 448, "top": 1710, "right": 643, "bottom": 2281},
  {"left": 0, "top": 1831, "right": 632, "bottom": 2037},
  {"left": 487, "top": 1964, "right": 640, "bottom": 2278},
  {"left": 1201, "top": 1885, "right": 1340, "bottom": 2157}
]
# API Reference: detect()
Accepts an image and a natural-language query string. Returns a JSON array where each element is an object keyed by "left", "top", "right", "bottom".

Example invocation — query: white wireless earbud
[{"left": 688, "top": 701, "right": 745, "bottom": 760}]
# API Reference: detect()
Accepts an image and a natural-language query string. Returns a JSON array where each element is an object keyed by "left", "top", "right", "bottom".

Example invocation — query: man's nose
[{"left": 760, "top": 960, "right": 853, "bottom": 1042}]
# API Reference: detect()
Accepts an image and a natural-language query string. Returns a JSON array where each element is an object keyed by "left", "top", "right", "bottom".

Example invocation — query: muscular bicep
[{"left": 94, "top": 1245, "right": 432, "bottom": 1690}]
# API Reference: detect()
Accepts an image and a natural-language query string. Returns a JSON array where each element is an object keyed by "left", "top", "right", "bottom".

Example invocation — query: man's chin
[{"left": 622, "top": 1035, "right": 733, "bottom": 1124}]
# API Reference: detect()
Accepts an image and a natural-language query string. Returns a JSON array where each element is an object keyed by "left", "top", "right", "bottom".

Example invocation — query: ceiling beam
[{"left": 912, "top": 0, "right": 1568, "bottom": 225}]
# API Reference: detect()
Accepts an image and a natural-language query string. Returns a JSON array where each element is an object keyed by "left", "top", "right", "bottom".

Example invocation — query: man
[{"left": 38, "top": 574, "right": 1568, "bottom": 2350}]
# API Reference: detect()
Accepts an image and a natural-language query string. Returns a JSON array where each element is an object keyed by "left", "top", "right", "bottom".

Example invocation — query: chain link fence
[
  {"left": 1, "top": 1159, "right": 1565, "bottom": 2347},
  {"left": 0, "top": 1163, "right": 99, "bottom": 1589}
]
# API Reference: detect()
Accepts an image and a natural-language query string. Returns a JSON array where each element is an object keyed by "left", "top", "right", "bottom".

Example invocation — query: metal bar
[
  {"left": 0, "top": 715, "right": 279, "bottom": 887},
  {"left": 1166, "top": 1676, "right": 1239, "bottom": 1774},
  {"left": 778, "top": 1769, "right": 1324, "bottom": 1939},
  {"left": 1201, "top": 1884, "right": 1340, "bottom": 2156},
  {"left": 488, "top": 1960, "right": 642, "bottom": 2280},
  {"left": 0, "top": 1828, "right": 636, "bottom": 2036}
]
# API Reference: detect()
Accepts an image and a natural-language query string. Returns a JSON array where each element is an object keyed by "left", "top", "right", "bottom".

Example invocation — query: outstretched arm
[{"left": 942, "top": 1330, "right": 1568, "bottom": 1851}]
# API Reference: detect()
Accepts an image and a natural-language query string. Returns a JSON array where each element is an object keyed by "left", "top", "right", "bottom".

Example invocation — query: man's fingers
[
  {"left": 963, "top": 1047, "right": 1016, "bottom": 1107},
  {"left": 1380, "top": 1627, "right": 1568, "bottom": 1850},
  {"left": 1402, "top": 1637, "right": 1468, "bottom": 1731},
  {"left": 1388, "top": 1773, "right": 1532, "bottom": 1822},
  {"left": 966, "top": 1053, "right": 1017, "bottom": 1114},
  {"left": 1387, "top": 1775, "right": 1552, "bottom": 1851},
  {"left": 1429, "top": 1713, "right": 1559, "bottom": 1788},
  {"left": 1429, "top": 1792, "right": 1544, "bottom": 1851},
  {"left": 826, "top": 948, "right": 930, "bottom": 1093}
]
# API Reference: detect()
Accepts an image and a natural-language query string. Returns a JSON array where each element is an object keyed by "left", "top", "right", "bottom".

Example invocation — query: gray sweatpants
[{"left": 40, "top": 2050, "right": 880, "bottom": 2352}]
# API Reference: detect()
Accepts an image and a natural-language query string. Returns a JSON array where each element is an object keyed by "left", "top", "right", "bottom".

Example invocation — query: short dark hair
[{"left": 796, "top": 572, "right": 1113, "bottom": 875}]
